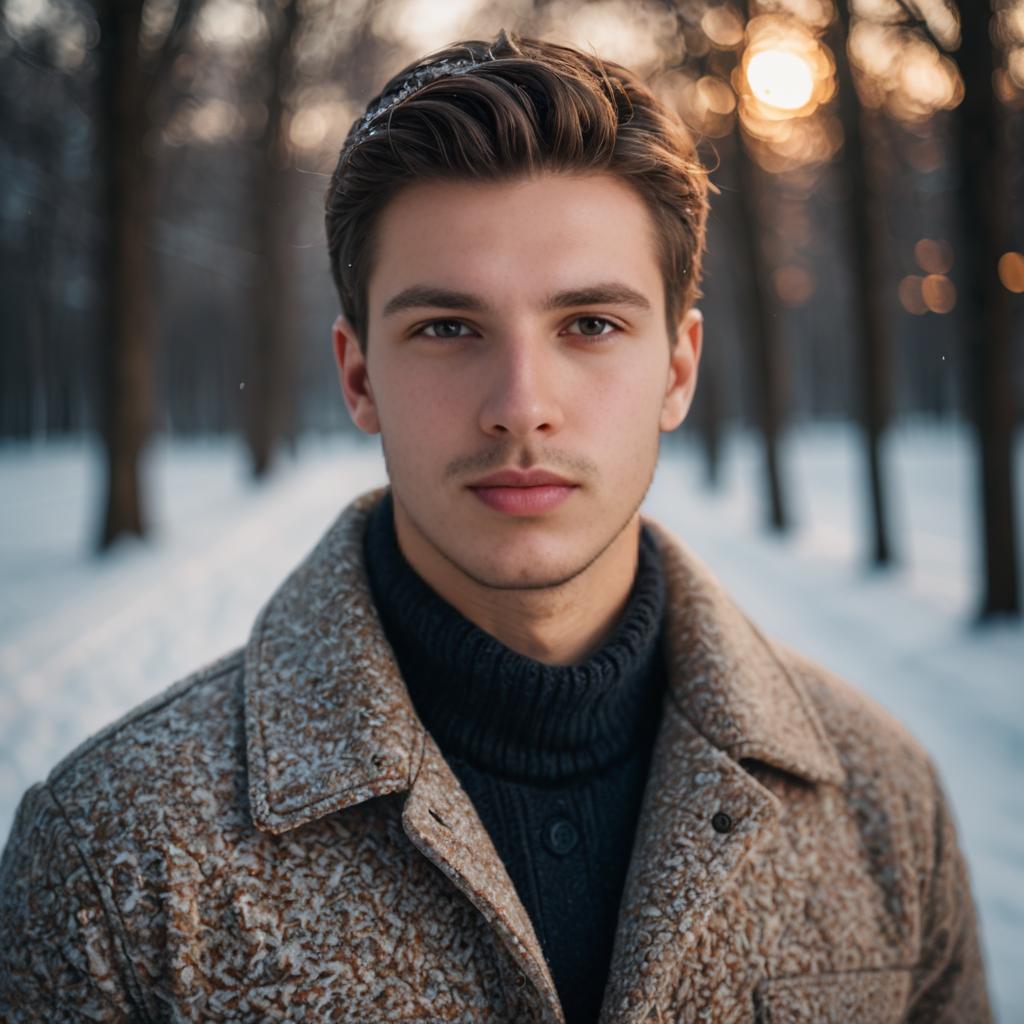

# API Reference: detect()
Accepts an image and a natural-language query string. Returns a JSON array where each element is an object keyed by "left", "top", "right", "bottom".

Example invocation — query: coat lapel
[
  {"left": 599, "top": 699, "right": 781, "bottom": 1022},
  {"left": 401, "top": 733, "right": 564, "bottom": 1023},
  {"left": 244, "top": 489, "right": 562, "bottom": 1020},
  {"left": 244, "top": 489, "right": 423, "bottom": 834},
  {"left": 598, "top": 522, "right": 845, "bottom": 1022}
]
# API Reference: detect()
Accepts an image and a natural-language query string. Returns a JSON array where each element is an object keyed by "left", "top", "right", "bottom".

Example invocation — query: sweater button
[
  {"left": 711, "top": 811, "right": 734, "bottom": 834},
  {"left": 544, "top": 817, "right": 579, "bottom": 856}
]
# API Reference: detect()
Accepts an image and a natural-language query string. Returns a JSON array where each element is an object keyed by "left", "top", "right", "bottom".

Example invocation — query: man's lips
[
  {"left": 467, "top": 469, "right": 578, "bottom": 516},
  {"left": 467, "top": 469, "right": 576, "bottom": 488}
]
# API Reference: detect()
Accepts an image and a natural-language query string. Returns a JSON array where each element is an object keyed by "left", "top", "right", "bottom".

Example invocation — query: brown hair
[{"left": 325, "top": 30, "right": 709, "bottom": 348}]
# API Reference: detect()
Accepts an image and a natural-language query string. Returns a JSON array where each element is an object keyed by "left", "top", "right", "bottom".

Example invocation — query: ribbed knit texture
[{"left": 364, "top": 492, "right": 667, "bottom": 1023}]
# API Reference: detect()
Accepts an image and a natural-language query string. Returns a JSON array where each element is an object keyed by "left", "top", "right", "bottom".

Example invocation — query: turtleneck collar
[{"left": 363, "top": 492, "right": 667, "bottom": 784}]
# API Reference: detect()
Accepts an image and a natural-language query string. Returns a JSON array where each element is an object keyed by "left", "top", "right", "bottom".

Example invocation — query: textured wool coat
[{"left": 0, "top": 490, "right": 992, "bottom": 1023}]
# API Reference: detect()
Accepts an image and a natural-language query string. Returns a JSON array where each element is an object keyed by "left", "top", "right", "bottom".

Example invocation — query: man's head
[
  {"left": 326, "top": 31, "right": 709, "bottom": 619},
  {"left": 326, "top": 30, "right": 709, "bottom": 347}
]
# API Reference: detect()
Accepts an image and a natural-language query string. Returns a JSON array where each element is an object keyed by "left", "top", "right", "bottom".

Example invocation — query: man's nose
[{"left": 477, "top": 338, "right": 565, "bottom": 440}]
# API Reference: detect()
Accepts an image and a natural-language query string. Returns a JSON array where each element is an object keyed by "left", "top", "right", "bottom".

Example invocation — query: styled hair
[{"left": 325, "top": 29, "right": 709, "bottom": 348}]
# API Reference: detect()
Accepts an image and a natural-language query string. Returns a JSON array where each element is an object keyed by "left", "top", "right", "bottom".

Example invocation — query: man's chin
[
  {"left": 444, "top": 540, "right": 607, "bottom": 593},
  {"left": 455, "top": 564, "right": 593, "bottom": 593}
]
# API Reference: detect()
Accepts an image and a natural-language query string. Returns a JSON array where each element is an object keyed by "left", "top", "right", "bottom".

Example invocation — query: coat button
[
  {"left": 544, "top": 817, "right": 579, "bottom": 856},
  {"left": 711, "top": 811, "right": 734, "bottom": 834}
]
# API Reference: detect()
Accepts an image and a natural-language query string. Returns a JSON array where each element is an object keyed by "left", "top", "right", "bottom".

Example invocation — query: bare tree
[
  {"left": 731, "top": 125, "right": 790, "bottom": 532},
  {"left": 244, "top": 0, "right": 301, "bottom": 479},
  {"left": 832, "top": 0, "right": 896, "bottom": 566},
  {"left": 94, "top": 0, "right": 197, "bottom": 548},
  {"left": 950, "top": 0, "right": 1020, "bottom": 617},
  {"left": 727, "top": 0, "right": 790, "bottom": 532}
]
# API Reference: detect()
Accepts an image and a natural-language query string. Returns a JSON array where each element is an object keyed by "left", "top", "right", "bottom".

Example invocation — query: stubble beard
[{"left": 381, "top": 437, "right": 661, "bottom": 594}]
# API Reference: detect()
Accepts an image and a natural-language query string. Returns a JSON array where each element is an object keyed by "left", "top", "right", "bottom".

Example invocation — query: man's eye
[
  {"left": 566, "top": 316, "right": 617, "bottom": 337},
  {"left": 420, "top": 320, "right": 472, "bottom": 339}
]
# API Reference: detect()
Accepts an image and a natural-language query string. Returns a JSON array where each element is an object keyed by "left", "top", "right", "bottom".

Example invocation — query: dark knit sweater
[{"left": 363, "top": 494, "right": 667, "bottom": 1023}]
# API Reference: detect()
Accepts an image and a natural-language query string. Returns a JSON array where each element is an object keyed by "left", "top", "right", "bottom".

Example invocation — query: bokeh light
[
  {"left": 772, "top": 265, "right": 816, "bottom": 306},
  {"left": 915, "top": 238, "right": 954, "bottom": 275},
  {"left": 995, "top": 0, "right": 1024, "bottom": 94},
  {"left": 373, "top": 0, "right": 497, "bottom": 53},
  {"left": 747, "top": 49, "right": 815, "bottom": 110},
  {"left": 758, "top": 0, "right": 833, "bottom": 32},
  {"left": 654, "top": 69, "right": 737, "bottom": 139},
  {"left": 921, "top": 274, "right": 956, "bottom": 314},
  {"left": 196, "top": 0, "right": 267, "bottom": 49},
  {"left": 701, "top": 4, "right": 745, "bottom": 50},
  {"left": 538, "top": 0, "right": 681, "bottom": 76},
  {"left": 165, "top": 98, "right": 247, "bottom": 146},
  {"left": 913, "top": 0, "right": 960, "bottom": 50},
  {"left": 899, "top": 273, "right": 956, "bottom": 315},
  {"left": 898, "top": 275, "right": 927, "bottom": 315},
  {"left": 736, "top": 13, "right": 837, "bottom": 171},
  {"left": 848, "top": 18, "right": 963, "bottom": 121},
  {"left": 998, "top": 252, "right": 1024, "bottom": 293}
]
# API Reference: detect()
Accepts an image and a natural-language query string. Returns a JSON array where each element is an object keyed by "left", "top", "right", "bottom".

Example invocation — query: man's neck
[{"left": 392, "top": 503, "right": 641, "bottom": 667}]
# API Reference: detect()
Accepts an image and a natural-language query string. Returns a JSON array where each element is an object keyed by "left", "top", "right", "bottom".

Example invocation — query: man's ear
[
  {"left": 660, "top": 306, "right": 703, "bottom": 432},
  {"left": 332, "top": 315, "right": 380, "bottom": 435}
]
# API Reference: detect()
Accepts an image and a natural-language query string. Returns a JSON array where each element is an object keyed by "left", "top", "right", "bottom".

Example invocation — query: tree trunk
[
  {"left": 953, "top": 0, "right": 1020, "bottom": 618},
  {"left": 95, "top": 0, "right": 155, "bottom": 548},
  {"left": 245, "top": 0, "right": 299, "bottom": 479},
  {"left": 832, "top": 0, "right": 895, "bottom": 567},
  {"left": 730, "top": 127, "right": 789, "bottom": 532}
]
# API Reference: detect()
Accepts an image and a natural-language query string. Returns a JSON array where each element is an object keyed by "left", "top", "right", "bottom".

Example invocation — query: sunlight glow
[
  {"left": 737, "top": 16, "right": 837, "bottom": 170},
  {"left": 746, "top": 49, "right": 815, "bottom": 110}
]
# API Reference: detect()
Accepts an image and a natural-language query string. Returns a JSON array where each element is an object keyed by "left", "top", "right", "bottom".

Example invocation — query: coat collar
[
  {"left": 244, "top": 488, "right": 424, "bottom": 835},
  {"left": 244, "top": 488, "right": 842, "bottom": 835},
  {"left": 645, "top": 518, "right": 845, "bottom": 788}
]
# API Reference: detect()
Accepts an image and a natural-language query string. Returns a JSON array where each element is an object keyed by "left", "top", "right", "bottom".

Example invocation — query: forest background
[
  {"left": 2, "top": 0, "right": 1022, "bottom": 619},
  {"left": 1, "top": 0, "right": 1023, "bottom": 1016},
  {"left": 1, "top": 0, "right": 1022, "bottom": 619}
]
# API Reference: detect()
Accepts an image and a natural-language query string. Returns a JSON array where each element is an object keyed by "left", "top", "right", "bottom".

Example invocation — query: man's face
[{"left": 336, "top": 171, "right": 702, "bottom": 591}]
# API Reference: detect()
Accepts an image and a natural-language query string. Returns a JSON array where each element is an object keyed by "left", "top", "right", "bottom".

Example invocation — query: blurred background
[{"left": 0, "top": 0, "right": 1022, "bottom": 1019}]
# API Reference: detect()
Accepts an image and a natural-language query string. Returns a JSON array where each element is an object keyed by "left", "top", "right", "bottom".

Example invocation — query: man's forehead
[{"left": 367, "top": 172, "right": 664, "bottom": 315}]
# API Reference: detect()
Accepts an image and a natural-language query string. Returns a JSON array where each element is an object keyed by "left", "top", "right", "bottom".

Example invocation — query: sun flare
[{"left": 746, "top": 49, "right": 816, "bottom": 110}]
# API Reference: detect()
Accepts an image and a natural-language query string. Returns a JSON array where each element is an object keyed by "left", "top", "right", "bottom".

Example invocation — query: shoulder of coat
[
  {"left": 46, "top": 646, "right": 245, "bottom": 793},
  {"left": 770, "top": 639, "right": 935, "bottom": 792}
]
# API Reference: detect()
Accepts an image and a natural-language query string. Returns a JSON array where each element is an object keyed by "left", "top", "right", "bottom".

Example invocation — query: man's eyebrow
[
  {"left": 543, "top": 283, "right": 652, "bottom": 312},
  {"left": 382, "top": 287, "right": 487, "bottom": 318},
  {"left": 381, "top": 282, "right": 652, "bottom": 318}
]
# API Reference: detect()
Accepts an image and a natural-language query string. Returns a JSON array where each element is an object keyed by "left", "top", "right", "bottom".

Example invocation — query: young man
[{"left": 0, "top": 31, "right": 991, "bottom": 1024}]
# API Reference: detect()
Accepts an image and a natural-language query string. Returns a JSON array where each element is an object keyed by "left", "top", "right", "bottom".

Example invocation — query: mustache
[{"left": 444, "top": 445, "right": 596, "bottom": 482}]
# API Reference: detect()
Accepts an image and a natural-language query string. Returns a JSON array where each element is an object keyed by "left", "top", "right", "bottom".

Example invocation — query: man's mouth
[{"left": 466, "top": 469, "right": 578, "bottom": 516}]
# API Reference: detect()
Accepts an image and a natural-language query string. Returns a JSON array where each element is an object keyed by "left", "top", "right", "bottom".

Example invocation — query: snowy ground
[{"left": 1, "top": 423, "right": 1021, "bottom": 1021}]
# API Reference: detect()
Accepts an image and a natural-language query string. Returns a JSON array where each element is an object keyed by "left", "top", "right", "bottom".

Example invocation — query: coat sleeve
[
  {"left": 905, "top": 761, "right": 994, "bottom": 1024},
  {"left": 0, "top": 783, "right": 137, "bottom": 1022}
]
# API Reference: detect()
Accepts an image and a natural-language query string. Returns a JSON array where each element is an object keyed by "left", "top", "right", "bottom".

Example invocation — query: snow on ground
[{"left": 1, "top": 422, "right": 1021, "bottom": 1021}]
